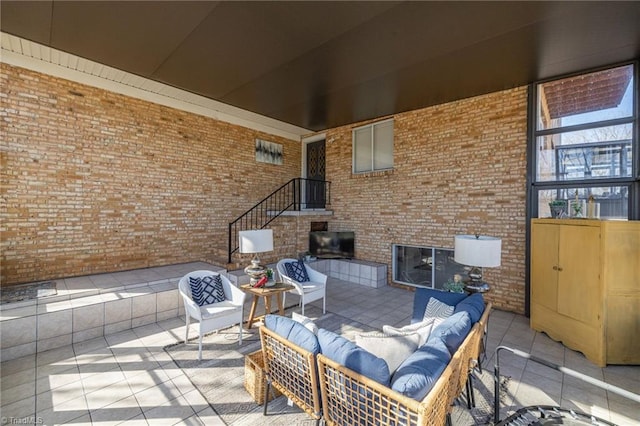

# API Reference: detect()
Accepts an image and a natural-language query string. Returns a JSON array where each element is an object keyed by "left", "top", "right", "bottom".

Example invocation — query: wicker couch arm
[
  {"left": 474, "top": 302, "right": 492, "bottom": 363},
  {"left": 449, "top": 302, "right": 493, "bottom": 404},
  {"left": 259, "top": 325, "right": 322, "bottom": 421}
]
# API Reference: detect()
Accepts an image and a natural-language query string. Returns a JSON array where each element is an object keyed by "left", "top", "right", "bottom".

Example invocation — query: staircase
[{"left": 228, "top": 178, "right": 331, "bottom": 264}]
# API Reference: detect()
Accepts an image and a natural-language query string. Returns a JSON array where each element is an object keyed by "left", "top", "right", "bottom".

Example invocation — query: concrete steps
[{"left": 0, "top": 261, "right": 226, "bottom": 361}]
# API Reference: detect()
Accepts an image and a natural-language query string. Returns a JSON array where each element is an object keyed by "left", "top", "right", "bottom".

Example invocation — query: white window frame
[{"left": 352, "top": 118, "right": 394, "bottom": 173}]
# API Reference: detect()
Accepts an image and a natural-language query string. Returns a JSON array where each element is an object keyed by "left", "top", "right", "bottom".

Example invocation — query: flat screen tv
[{"left": 309, "top": 231, "right": 355, "bottom": 259}]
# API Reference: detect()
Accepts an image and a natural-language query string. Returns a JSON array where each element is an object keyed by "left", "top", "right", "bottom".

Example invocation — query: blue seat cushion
[
  {"left": 411, "top": 288, "right": 467, "bottom": 324},
  {"left": 453, "top": 293, "right": 485, "bottom": 324},
  {"left": 264, "top": 314, "right": 320, "bottom": 355},
  {"left": 317, "top": 328, "right": 391, "bottom": 386},
  {"left": 429, "top": 311, "right": 472, "bottom": 354},
  {"left": 390, "top": 336, "right": 451, "bottom": 400},
  {"left": 285, "top": 261, "right": 310, "bottom": 283}
]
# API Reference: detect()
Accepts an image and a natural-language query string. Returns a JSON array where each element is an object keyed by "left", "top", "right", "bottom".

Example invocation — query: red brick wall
[
  {"left": 323, "top": 87, "right": 529, "bottom": 313},
  {"left": 0, "top": 64, "right": 301, "bottom": 285}
]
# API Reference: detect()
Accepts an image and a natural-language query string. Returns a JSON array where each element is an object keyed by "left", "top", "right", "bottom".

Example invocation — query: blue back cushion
[
  {"left": 429, "top": 311, "right": 472, "bottom": 354},
  {"left": 391, "top": 336, "right": 451, "bottom": 400},
  {"left": 453, "top": 293, "right": 485, "bottom": 324},
  {"left": 284, "top": 261, "right": 310, "bottom": 283},
  {"left": 264, "top": 315, "right": 320, "bottom": 355},
  {"left": 317, "top": 328, "right": 391, "bottom": 386},
  {"left": 411, "top": 288, "right": 467, "bottom": 323},
  {"left": 189, "top": 274, "right": 226, "bottom": 306}
]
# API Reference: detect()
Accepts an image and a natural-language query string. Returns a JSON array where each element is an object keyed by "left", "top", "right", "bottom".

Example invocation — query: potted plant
[
  {"left": 298, "top": 251, "right": 317, "bottom": 263},
  {"left": 549, "top": 200, "right": 567, "bottom": 218},
  {"left": 443, "top": 274, "right": 465, "bottom": 293}
]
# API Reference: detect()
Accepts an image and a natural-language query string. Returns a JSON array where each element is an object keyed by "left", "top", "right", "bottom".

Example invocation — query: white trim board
[{"left": 0, "top": 32, "right": 309, "bottom": 141}]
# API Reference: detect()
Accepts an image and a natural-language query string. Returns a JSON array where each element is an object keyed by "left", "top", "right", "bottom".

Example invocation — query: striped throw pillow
[{"left": 422, "top": 297, "right": 454, "bottom": 322}]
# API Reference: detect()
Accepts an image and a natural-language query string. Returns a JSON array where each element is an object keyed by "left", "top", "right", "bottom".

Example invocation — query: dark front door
[{"left": 306, "top": 139, "right": 326, "bottom": 209}]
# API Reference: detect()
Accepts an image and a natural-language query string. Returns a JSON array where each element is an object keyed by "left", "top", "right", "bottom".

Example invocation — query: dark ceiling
[{"left": 2, "top": 1, "right": 639, "bottom": 132}]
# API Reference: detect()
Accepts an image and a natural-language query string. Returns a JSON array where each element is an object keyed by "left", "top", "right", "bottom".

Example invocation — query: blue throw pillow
[
  {"left": 285, "top": 261, "right": 310, "bottom": 283},
  {"left": 317, "top": 328, "right": 391, "bottom": 386},
  {"left": 264, "top": 314, "right": 320, "bottom": 355},
  {"left": 189, "top": 275, "right": 226, "bottom": 306},
  {"left": 411, "top": 288, "right": 467, "bottom": 324},
  {"left": 429, "top": 311, "right": 472, "bottom": 354},
  {"left": 391, "top": 336, "right": 451, "bottom": 400},
  {"left": 453, "top": 293, "right": 485, "bottom": 324}
]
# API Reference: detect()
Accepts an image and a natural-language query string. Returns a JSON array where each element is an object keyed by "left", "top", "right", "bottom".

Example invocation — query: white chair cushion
[
  {"left": 300, "top": 281, "right": 324, "bottom": 291},
  {"left": 200, "top": 300, "right": 242, "bottom": 319}
]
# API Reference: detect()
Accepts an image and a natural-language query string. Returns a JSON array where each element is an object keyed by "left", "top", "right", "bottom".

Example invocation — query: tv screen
[{"left": 309, "top": 231, "right": 355, "bottom": 259}]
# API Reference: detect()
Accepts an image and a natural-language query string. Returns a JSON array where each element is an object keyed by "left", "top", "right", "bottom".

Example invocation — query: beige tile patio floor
[{"left": 1, "top": 267, "right": 639, "bottom": 425}]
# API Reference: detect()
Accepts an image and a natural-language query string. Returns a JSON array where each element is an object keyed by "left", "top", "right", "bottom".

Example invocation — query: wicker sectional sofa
[{"left": 260, "top": 289, "right": 491, "bottom": 426}]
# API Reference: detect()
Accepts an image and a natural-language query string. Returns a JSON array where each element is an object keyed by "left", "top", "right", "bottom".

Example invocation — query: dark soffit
[{"left": 1, "top": 1, "right": 639, "bottom": 132}]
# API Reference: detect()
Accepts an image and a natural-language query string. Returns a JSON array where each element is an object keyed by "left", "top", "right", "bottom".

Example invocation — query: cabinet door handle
[
  {"left": 557, "top": 267, "right": 563, "bottom": 272},
  {"left": 552, "top": 266, "right": 558, "bottom": 271}
]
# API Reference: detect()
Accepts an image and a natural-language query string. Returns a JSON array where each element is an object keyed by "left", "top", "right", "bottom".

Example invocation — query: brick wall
[
  {"left": 0, "top": 64, "right": 302, "bottom": 285},
  {"left": 1, "top": 63, "right": 529, "bottom": 313},
  {"left": 323, "top": 87, "right": 529, "bottom": 313}
]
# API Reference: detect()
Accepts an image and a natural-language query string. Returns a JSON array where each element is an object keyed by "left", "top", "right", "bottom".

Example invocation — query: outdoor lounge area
[
  {"left": 2, "top": 2, "right": 640, "bottom": 426},
  {"left": 1, "top": 263, "right": 639, "bottom": 425}
]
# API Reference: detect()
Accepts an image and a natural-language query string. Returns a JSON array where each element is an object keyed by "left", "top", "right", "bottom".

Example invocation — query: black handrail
[{"left": 228, "top": 178, "right": 331, "bottom": 263}]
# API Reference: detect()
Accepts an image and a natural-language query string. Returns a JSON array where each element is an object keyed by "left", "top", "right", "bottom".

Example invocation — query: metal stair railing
[{"left": 228, "top": 178, "right": 330, "bottom": 263}]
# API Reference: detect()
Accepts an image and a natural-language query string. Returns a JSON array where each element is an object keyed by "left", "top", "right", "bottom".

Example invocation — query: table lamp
[
  {"left": 454, "top": 234, "right": 501, "bottom": 293},
  {"left": 239, "top": 229, "right": 274, "bottom": 286}
]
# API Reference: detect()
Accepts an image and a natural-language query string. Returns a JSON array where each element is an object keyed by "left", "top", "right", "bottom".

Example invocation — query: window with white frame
[
  {"left": 530, "top": 63, "right": 638, "bottom": 220},
  {"left": 353, "top": 119, "right": 394, "bottom": 173}
]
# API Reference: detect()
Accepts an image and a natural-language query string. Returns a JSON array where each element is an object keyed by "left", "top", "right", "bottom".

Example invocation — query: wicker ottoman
[{"left": 244, "top": 350, "right": 281, "bottom": 405}]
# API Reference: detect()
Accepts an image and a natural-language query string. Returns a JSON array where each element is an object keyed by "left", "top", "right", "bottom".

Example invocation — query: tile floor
[{"left": 1, "top": 270, "right": 639, "bottom": 425}]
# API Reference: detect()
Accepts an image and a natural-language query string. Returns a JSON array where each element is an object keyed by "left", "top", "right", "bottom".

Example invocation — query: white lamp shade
[
  {"left": 454, "top": 235, "right": 501, "bottom": 267},
  {"left": 239, "top": 229, "right": 274, "bottom": 254}
]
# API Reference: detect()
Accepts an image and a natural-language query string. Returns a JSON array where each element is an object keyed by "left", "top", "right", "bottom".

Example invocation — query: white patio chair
[
  {"left": 178, "top": 270, "right": 246, "bottom": 360},
  {"left": 276, "top": 259, "right": 327, "bottom": 316}
]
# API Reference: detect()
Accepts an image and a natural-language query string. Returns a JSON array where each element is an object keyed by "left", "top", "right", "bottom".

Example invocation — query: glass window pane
[
  {"left": 536, "top": 124, "right": 632, "bottom": 181},
  {"left": 537, "top": 64, "right": 634, "bottom": 131},
  {"left": 353, "top": 127, "right": 372, "bottom": 173},
  {"left": 393, "top": 245, "right": 469, "bottom": 289},
  {"left": 537, "top": 186, "right": 629, "bottom": 220},
  {"left": 373, "top": 121, "right": 394, "bottom": 170},
  {"left": 393, "top": 245, "right": 432, "bottom": 287}
]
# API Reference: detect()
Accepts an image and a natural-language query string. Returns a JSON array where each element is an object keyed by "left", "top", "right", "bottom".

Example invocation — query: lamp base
[
  {"left": 464, "top": 281, "right": 491, "bottom": 293},
  {"left": 464, "top": 266, "right": 490, "bottom": 293},
  {"left": 244, "top": 257, "right": 266, "bottom": 286}
]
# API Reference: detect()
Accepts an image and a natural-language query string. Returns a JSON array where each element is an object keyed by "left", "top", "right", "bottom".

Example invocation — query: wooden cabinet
[{"left": 530, "top": 219, "right": 640, "bottom": 366}]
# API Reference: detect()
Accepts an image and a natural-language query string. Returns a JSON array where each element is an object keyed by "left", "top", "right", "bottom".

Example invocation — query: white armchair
[
  {"left": 178, "top": 270, "right": 246, "bottom": 360},
  {"left": 276, "top": 259, "right": 327, "bottom": 316}
]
